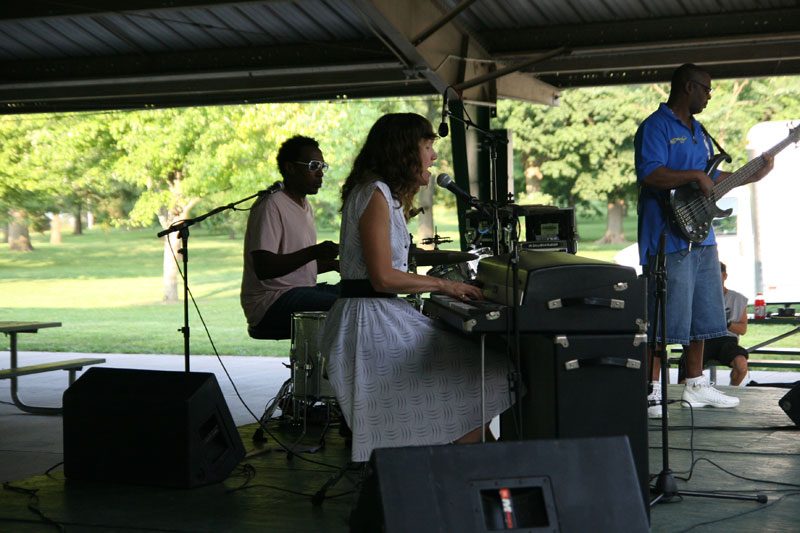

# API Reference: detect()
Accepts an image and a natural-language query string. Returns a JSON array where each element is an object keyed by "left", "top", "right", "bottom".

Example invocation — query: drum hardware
[
  {"left": 290, "top": 312, "right": 337, "bottom": 401},
  {"left": 419, "top": 231, "right": 451, "bottom": 248},
  {"left": 252, "top": 312, "right": 342, "bottom": 454},
  {"left": 288, "top": 311, "right": 338, "bottom": 452}
]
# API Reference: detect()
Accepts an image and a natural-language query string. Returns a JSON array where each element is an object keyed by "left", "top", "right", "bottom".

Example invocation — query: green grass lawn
[{"left": 2, "top": 214, "right": 798, "bottom": 358}]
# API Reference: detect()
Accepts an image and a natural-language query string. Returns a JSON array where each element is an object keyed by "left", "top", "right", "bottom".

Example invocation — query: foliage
[
  {"left": 0, "top": 115, "right": 58, "bottom": 218},
  {"left": 495, "top": 76, "right": 800, "bottom": 212},
  {"left": 702, "top": 76, "right": 800, "bottom": 170},
  {"left": 495, "top": 84, "right": 660, "bottom": 209},
  {"left": 2, "top": 225, "right": 798, "bottom": 356}
]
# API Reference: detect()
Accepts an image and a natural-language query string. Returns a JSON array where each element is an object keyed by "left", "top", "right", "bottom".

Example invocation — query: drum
[{"left": 290, "top": 311, "right": 336, "bottom": 400}]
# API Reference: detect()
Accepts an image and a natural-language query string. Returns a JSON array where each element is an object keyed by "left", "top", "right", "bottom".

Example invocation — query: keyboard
[{"left": 424, "top": 294, "right": 509, "bottom": 333}]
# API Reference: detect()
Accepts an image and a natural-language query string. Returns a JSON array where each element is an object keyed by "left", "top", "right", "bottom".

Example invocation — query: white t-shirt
[
  {"left": 240, "top": 190, "right": 317, "bottom": 326},
  {"left": 724, "top": 288, "right": 748, "bottom": 340}
]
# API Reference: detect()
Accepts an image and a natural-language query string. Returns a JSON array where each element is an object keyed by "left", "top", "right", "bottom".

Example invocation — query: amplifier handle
[
  {"left": 564, "top": 357, "right": 641, "bottom": 371},
  {"left": 548, "top": 297, "right": 624, "bottom": 309}
]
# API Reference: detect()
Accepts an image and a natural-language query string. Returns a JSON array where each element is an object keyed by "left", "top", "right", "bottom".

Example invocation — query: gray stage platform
[{"left": 1, "top": 352, "right": 799, "bottom": 532}]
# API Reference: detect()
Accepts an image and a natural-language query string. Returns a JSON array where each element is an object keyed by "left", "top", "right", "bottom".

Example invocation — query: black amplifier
[
  {"left": 477, "top": 251, "right": 646, "bottom": 334},
  {"left": 464, "top": 204, "right": 577, "bottom": 254},
  {"left": 521, "top": 205, "right": 577, "bottom": 254},
  {"left": 501, "top": 332, "right": 650, "bottom": 518},
  {"left": 521, "top": 239, "right": 573, "bottom": 253}
]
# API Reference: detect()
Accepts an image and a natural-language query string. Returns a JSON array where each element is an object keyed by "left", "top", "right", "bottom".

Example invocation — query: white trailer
[{"left": 716, "top": 120, "right": 800, "bottom": 302}]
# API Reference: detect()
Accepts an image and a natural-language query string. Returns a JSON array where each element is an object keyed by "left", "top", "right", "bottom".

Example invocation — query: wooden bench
[
  {"left": 668, "top": 347, "right": 800, "bottom": 382},
  {"left": 0, "top": 357, "right": 107, "bottom": 381}
]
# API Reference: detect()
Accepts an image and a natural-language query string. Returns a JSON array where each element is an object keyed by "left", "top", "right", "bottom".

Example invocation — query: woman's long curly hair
[{"left": 341, "top": 113, "right": 437, "bottom": 218}]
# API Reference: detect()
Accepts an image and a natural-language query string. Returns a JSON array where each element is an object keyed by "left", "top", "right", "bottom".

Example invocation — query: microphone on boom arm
[
  {"left": 436, "top": 173, "right": 490, "bottom": 216},
  {"left": 438, "top": 89, "right": 449, "bottom": 138},
  {"left": 258, "top": 181, "right": 284, "bottom": 196}
]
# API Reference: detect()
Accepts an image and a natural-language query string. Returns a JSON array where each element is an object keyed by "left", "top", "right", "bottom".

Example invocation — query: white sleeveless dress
[{"left": 319, "top": 180, "right": 513, "bottom": 462}]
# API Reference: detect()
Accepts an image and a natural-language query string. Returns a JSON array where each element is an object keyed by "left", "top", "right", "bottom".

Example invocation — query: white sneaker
[
  {"left": 647, "top": 381, "right": 666, "bottom": 419},
  {"left": 682, "top": 376, "right": 740, "bottom": 408}
]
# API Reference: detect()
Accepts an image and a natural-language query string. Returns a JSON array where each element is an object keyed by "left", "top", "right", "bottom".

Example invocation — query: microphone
[
  {"left": 258, "top": 181, "right": 284, "bottom": 196},
  {"left": 438, "top": 89, "right": 449, "bottom": 138},
  {"left": 436, "top": 173, "right": 489, "bottom": 216}
]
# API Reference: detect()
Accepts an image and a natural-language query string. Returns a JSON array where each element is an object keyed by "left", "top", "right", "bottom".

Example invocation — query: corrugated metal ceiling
[{"left": 1, "top": 0, "right": 799, "bottom": 114}]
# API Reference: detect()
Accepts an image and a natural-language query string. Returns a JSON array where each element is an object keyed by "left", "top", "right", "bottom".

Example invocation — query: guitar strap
[{"left": 698, "top": 123, "right": 729, "bottom": 160}]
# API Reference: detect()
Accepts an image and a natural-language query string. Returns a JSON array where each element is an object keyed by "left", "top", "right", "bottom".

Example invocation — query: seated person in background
[
  {"left": 240, "top": 135, "right": 340, "bottom": 338},
  {"left": 679, "top": 262, "right": 749, "bottom": 386}
]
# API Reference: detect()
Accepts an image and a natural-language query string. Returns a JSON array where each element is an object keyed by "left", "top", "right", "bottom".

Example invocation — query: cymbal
[{"left": 410, "top": 248, "right": 478, "bottom": 266}]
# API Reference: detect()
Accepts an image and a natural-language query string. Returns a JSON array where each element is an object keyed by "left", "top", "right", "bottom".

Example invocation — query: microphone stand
[
  {"left": 156, "top": 189, "right": 271, "bottom": 372},
  {"left": 443, "top": 108, "right": 508, "bottom": 255},
  {"left": 649, "top": 232, "right": 765, "bottom": 507},
  {"left": 445, "top": 105, "right": 523, "bottom": 436}
]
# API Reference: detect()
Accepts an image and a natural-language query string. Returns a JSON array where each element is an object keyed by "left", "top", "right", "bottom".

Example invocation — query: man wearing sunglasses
[
  {"left": 241, "top": 135, "right": 340, "bottom": 339},
  {"left": 634, "top": 63, "right": 773, "bottom": 418}
]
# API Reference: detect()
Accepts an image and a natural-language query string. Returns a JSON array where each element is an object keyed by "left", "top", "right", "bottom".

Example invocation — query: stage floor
[{"left": 1, "top": 384, "right": 799, "bottom": 532}]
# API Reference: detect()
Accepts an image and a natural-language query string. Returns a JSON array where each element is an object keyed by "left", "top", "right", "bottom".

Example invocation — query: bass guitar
[{"left": 669, "top": 123, "right": 800, "bottom": 244}]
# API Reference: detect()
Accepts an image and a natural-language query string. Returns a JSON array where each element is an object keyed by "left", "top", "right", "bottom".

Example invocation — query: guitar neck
[{"left": 712, "top": 134, "right": 795, "bottom": 200}]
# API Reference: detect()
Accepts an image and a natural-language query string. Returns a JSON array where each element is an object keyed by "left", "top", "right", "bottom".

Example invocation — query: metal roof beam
[
  {"left": 351, "top": 0, "right": 558, "bottom": 105},
  {"left": 0, "top": 1, "right": 287, "bottom": 20},
  {"left": 482, "top": 8, "right": 800, "bottom": 55},
  {"left": 535, "top": 59, "right": 800, "bottom": 89},
  {"left": 528, "top": 40, "right": 800, "bottom": 76},
  {"left": 0, "top": 39, "right": 392, "bottom": 82}
]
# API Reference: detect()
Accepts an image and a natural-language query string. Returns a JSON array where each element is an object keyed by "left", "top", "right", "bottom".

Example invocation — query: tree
[
  {"left": 496, "top": 85, "right": 662, "bottom": 242},
  {"left": 107, "top": 101, "right": 384, "bottom": 301},
  {"left": 495, "top": 76, "right": 800, "bottom": 243},
  {"left": 0, "top": 115, "right": 58, "bottom": 251},
  {"left": 31, "top": 112, "right": 123, "bottom": 241},
  {"left": 109, "top": 106, "right": 228, "bottom": 301}
]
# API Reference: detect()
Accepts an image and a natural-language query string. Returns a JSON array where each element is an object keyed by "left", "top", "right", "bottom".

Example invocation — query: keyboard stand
[{"left": 481, "top": 333, "right": 486, "bottom": 442}]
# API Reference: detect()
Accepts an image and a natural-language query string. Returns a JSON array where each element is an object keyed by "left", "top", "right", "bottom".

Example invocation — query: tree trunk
[
  {"left": 596, "top": 198, "right": 627, "bottom": 244},
  {"left": 73, "top": 203, "right": 83, "bottom": 235},
  {"left": 417, "top": 183, "right": 435, "bottom": 249},
  {"left": 163, "top": 231, "right": 181, "bottom": 302},
  {"left": 1, "top": 222, "right": 8, "bottom": 243},
  {"left": 524, "top": 163, "right": 543, "bottom": 194},
  {"left": 50, "top": 213, "right": 62, "bottom": 244},
  {"left": 8, "top": 209, "right": 34, "bottom": 251}
]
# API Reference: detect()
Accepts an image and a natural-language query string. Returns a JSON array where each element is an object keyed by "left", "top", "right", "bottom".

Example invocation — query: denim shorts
[
  {"left": 646, "top": 245, "right": 727, "bottom": 345},
  {"left": 251, "top": 283, "right": 340, "bottom": 338}
]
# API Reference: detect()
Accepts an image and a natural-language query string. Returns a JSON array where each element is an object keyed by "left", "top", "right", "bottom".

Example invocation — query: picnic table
[{"left": 1, "top": 321, "right": 105, "bottom": 415}]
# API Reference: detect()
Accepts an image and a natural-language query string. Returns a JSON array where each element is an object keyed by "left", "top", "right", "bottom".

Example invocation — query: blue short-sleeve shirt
[{"left": 634, "top": 103, "right": 718, "bottom": 265}]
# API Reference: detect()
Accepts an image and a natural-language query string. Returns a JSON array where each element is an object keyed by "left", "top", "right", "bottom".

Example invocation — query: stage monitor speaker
[
  {"left": 351, "top": 438, "right": 648, "bottom": 533},
  {"left": 779, "top": 383, "right": 800, "bottom": 426},
  {"left": 63, "top": 367, "right": 245, "bottom": 488}
]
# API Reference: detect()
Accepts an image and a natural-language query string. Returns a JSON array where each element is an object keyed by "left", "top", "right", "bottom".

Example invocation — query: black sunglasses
[{"left": 691, "top": 80, "right": 713, "bottom": 95}]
